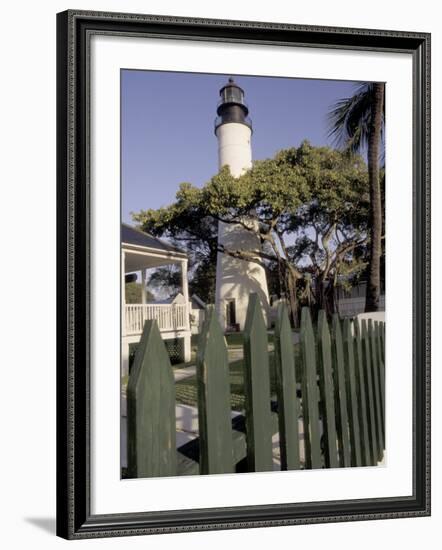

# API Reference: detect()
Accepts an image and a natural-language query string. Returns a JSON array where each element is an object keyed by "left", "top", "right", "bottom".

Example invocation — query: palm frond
[{"left": 327, "top": 83, "right": 384, "bottom": 155}]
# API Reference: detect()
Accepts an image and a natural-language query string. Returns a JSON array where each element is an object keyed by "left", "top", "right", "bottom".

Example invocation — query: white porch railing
[{"left": 124, "top": 303, "right": 189, "bottom": 335}]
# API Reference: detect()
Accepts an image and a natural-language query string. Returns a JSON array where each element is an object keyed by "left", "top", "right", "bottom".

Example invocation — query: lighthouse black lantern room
[{"left": 214, "top": 77, "right": 253, "bottom": 132}]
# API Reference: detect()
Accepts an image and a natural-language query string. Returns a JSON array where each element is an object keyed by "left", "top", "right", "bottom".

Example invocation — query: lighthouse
[{"left": 214, "top": 78, "right": 270, "bottom": 331}]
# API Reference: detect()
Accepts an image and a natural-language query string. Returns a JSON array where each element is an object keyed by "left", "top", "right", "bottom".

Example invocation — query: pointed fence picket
[
  {"left": 374, "top": 321, "right": 386, "bottom": 445},
  {"left": 300, "top": 308, "right": 322, "bottom": 469},
  {"left": 126, "top": 294, "right": 386, "bottom": 477},
  {"left": 317, "top": 310, "right": 339, "bottom": 468},
  {"left": 332, "top": 315, "right": 352, "bottom": 468},
  {"left": 368, "top": 319, "right": 384, "bottom": 462},
  {"left": 196, "top": 307, "right": 234, "bottom": 475},
  {"left": 361, "top": 319, "right": 379, "bottom": 465},
  {"left": 343, "top": 319, "right": 362, "bottom": 467},
  {"left": 354, "top": 319, "right": 371, "bottom": 466},
  {"left": 379, "top": 321, "right": 385, "bottom": 364},
  {"left": 243, "top": 294, "right": 274, "bottom": 472},
  {"left": 274, "top": 303, "right": 301, "bottom": 470},
  {"left": 127, "top": 320, "right": 177, "bottom": 478}
]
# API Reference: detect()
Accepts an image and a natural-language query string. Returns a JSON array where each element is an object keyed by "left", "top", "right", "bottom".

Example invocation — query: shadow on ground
[{"left": 24, "top": 517, "right": 56, "bottom": 535}]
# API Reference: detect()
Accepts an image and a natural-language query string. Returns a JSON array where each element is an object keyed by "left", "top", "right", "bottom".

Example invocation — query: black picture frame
[{"left": 56, "top": 9, "right": 431, "bottom": 539}]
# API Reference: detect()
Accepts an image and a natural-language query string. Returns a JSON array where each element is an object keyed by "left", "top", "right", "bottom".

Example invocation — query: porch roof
[{"left": 122, "top": 223, "right": 188, "bottom": 272}]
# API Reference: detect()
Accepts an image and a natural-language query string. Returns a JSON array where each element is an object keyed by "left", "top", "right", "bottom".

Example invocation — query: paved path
[
  {"left": 173, "top": 366, "right": 196, "bottom": 382},
  {"left": 121, "top": 403, "right": 304, "bottom": 470}
]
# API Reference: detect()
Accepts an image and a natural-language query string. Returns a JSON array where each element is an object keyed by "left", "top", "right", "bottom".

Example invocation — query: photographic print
[
  {"left": 121, "top": 70, "right": 386, "bottom": 478},
  {"left": 57, "top": 11, "right": 430, "bottom": 538}
]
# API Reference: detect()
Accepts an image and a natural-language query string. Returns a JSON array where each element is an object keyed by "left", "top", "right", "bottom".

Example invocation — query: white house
[
  {"left": 336, "top": 280, "right": 385, "bottom": 318},
  {"left": 121, "top": 223, "right": 191, "bottom": 376}
]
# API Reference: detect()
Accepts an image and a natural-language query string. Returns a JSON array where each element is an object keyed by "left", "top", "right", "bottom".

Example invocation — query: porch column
[
  {"left": 181, "top": 259, "right": 189, "bottom": 303},
  {"left": 140, "top": 268, "right": 147, "bottom": 304},
  {"left": 122, "top": 250, "right": 129, "bottom": 377},
  {"left": 121, "top": 250, "right": 126, "bottom": 336},
  {"left": 183, "top": 334, "right": 192, "bottom": 363},
  {"left": 181, "top": 259, "right": 189, "bottom": 329}
]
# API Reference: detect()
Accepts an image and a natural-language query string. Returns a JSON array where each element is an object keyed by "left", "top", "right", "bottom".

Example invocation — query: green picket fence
[{"left": 127, "top": 294, "right": 385, "bottom": 478}]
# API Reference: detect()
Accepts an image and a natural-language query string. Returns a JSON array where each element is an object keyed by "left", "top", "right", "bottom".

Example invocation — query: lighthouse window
[{"left": 222, "top": 87, "right": 243, "bottom": 105}]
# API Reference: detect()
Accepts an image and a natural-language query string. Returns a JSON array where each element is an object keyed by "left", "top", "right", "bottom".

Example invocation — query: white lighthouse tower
[{"left": 214, "top": 78, "right": 270, "bottom": 331}]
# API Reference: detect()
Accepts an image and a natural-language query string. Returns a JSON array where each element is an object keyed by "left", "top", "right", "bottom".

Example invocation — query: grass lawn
[
  {"left": 123, "top": 331, "right": 300, "bottom": 407},
  {"left": 192, "top": 331, "right": 278, "bottom": 349},
  {"left": 225, "top": 332, "right": 274, "bottom": 348},
  {"left": 175, "top": 343, "right": 301, "bottom": 411}
]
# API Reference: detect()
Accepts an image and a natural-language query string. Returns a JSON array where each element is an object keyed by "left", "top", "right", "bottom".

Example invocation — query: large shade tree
[
  {"left": 328, "top": 82, "right": 385, "bottom": 312},
  {"left": 133, "top": 193, "right": 219, "bottom": 303},
  {"left": 146, "top": 258, "right": 216, "bottom": 303},
  {"left": 133, "top": 141, "right": 370, "bottom": 321}
]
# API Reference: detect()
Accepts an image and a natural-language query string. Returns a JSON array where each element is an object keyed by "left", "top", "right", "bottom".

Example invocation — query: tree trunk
[
  {"left": 286, "top": 268, "right": 299, "bottom": 328},
  {"left": 365, "top": 83, "right": 384, "bottom": 312},
  {"left": 312, "top": 278, "right": 334, "bottom": 320}
]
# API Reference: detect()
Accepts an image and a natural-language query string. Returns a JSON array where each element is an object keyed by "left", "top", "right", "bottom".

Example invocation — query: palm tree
[{"left": 328, "top": 82, "right": 385, "bottom": 312}]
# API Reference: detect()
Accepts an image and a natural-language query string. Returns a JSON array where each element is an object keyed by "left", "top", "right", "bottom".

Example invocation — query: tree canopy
[{"left": 133, "top": 141, "right": 371, "bottom": 318}]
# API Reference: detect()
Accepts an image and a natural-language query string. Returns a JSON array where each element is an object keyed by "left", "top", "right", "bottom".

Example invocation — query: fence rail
[
  {"left": 127, "top": 294, "right": 385, "bottom": 477},
  {"left": 124, "top": 303, "right": 188, "bottom": 335}
]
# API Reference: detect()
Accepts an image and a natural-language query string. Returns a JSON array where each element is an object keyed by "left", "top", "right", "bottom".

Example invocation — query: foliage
[
  {"left": 125, "top": 282, "right": 154, "bottom": 304},
  {"left": 328, "top": 83, "right": 385, "bottom": 156},
  {"left": 133, "top": 193, "right": 218, "bottom": 304},
  {"left": 133, "top": 141, "right": 371, "bottom": 319},
  {"left": 188, "top": 256, "right": 217, "bottom": 303},
  {"left": 328, "top": 83, "right": 385, "bottom": 312},
  {"left": 147, "top": 266, "right": 182, "bottom": 298},
  {"left": 284, "top": 143, "right": 370, "bottom": 314}
]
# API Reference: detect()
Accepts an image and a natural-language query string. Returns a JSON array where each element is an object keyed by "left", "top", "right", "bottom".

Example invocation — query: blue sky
[{"left": 121, "top": 70, "right": 364, "bottom": 223}]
